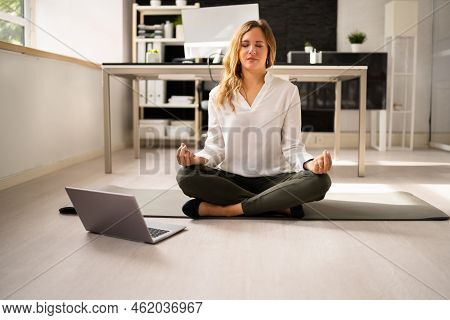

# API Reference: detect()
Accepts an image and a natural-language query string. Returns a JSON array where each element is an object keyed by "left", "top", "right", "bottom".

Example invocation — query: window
[{"left": 0, "top": 0, "right": 28, "bottom": 45}]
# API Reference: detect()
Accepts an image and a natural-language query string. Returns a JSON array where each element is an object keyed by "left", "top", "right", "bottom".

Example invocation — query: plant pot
[
  {"left": 351, "top": 43, "right": 362, "bottom": 53},
  {"left": 150, "top": 0, "right": 161, "bottom": 6},
  {"left": 304, "top": 46, "right": 313, "bottom": 53},
  {"left": 146, "top": 52, "right": 160, "bottom": 63}
]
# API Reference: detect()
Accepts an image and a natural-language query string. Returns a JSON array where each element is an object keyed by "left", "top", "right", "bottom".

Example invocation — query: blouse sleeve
[
  {"left": 281, "top": 86, "right": 314, "bottom": 171},
  {"left": 194, "top": 91, "right": 225, "bottom": 167}
]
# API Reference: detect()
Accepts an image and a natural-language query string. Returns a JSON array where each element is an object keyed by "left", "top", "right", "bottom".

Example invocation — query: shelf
[
  {"left": 134, "top": 3, "right": 202, "bottom": 150},
  {"left": 386, "top": 34, "right": 417, "bottom": 150},
  {"left": 136, "top": 4, "right": 200, "bottom": 16},
  {"left": 140, "top": 103, "right": 197, "bottom": 109},
  {"left": 136, "top": 38, "right": 184, "bottom": 45}
]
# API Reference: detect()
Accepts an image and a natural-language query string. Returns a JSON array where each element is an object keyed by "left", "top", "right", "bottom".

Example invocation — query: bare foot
[{"left": 198, "top": 202, "right": 243, "bottom": 217}]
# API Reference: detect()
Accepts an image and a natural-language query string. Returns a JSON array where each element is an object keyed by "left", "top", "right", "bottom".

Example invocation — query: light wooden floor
[{"left": 1, "top": 147, "right": 449, "bottom": 299}]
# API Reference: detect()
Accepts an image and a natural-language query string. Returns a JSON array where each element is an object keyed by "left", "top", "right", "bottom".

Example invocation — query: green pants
[{"left": 176, "top": 165, "right": 331, "bottom": 216}]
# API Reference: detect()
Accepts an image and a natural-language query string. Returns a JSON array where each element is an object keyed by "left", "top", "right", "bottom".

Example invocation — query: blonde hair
[{"left": 215, "top": 19, "right": 276, "bottom": 112}]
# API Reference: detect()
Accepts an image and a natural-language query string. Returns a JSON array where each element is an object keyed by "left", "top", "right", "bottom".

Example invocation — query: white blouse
[{"left": 195, "top": 71, "right": 314, "bottom": 177}]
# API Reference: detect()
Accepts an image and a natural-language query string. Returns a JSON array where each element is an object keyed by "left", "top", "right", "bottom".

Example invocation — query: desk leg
[
  {"left": 359, "top": 70, "right": 367, "bottom": 177},
  {"left": 103, "top": 70, "right": 112, "bottom": 174},
  {"left": 334, "top": 80, "right": 341, "bottom": 160},
  {"left": 132, "top": 79, "right": 139, "bottom": 159}
]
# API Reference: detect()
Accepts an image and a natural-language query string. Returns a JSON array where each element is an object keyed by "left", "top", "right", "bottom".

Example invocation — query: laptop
[{"left": 65, "top": 187, "right": 186, "bottom": 244}]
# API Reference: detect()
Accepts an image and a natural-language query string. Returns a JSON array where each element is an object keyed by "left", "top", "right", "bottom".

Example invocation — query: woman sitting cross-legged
[{"left": 176, "top": 19, "right": 332, "bottom": 218}]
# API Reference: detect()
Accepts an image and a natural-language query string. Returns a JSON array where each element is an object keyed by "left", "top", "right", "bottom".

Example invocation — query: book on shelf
[
  {"left": 147, "top": 80, "right": 166, "bottom": 105},
  {"left": 155, "top": 80, "right": 165, "bottom": 105},
  {"left": 139, "top": 81, "right": 146, "bottom": 105}
]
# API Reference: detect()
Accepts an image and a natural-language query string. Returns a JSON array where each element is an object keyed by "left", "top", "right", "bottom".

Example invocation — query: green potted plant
[
  {"left": 304, "top": 41, "right": 313, "bottom": 53},
  {"left": 347, "top": 31, "right": 366, "bottom": 52},
  {"left": 173, "top": 16, "right": 182, "bottom": 26},
  {"left": 146, "top": 49, "right": 160, "bottom": 63}
]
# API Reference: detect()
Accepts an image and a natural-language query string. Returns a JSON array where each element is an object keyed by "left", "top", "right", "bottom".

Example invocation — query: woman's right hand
[{"left": 176, "top": 143, "right": 206, "bottom": 167}]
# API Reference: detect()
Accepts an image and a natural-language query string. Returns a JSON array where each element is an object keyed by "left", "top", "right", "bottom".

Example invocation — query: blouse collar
[{"left": 264, "top": 69, "right": 274, "bottom": 84}]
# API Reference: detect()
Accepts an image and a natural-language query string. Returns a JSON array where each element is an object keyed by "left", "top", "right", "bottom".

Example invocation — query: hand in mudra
[
  {"left": 177, "top": 143, "right": 206, "bottom": 167},
  {"left": 304, "top": 150, "right": 332, "bottom": 174}
]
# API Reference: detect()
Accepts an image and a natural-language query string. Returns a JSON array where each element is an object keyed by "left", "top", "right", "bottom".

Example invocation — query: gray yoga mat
[{"left": 99, "top": 185, "right": 449, "bottom": 221}]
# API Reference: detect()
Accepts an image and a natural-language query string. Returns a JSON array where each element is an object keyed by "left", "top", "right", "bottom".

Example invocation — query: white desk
[{"left": 102, "top": 64, "right": 367, "bottom": 176}]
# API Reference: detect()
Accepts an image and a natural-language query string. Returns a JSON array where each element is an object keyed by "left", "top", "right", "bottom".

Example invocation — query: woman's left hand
[{"left": 304, "top": 150, "right": 332, "bottom": 174}]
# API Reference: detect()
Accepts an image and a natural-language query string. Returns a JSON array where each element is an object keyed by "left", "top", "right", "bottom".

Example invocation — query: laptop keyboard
[{"left": 148, "top": 227, "right": 169, "bottom": 238}]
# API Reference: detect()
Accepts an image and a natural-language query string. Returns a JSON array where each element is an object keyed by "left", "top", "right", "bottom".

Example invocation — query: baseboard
[
  {"left": 0, "top": 143, "right": 128, "bottom": 191},
  {"left": 429, "top": 133, "right": 450, "bottom": 151},
  {"left": 430, "top": 142, "right": 450, "bottom": 152}
]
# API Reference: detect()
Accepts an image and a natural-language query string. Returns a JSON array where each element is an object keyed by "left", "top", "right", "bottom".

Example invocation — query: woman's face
[{"left": 239, "top": 27, "right": 269, "bottom": 73}]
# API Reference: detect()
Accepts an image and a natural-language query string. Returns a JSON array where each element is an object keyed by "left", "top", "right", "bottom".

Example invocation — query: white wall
[
  {"left": 337, "top": 0, "right": 389, "bottom": 52},
  {"left": 31, "top": 0, "right": 131, "bottom": 64},
  {"left": 0, "top": 50, "right": 131, "bottom": 180},
  {"left": 337, "top": 0, "right": 433, "bottom": 133},
  {"left": 0, "top": 0, "right": 132, "bottom": 182}
]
